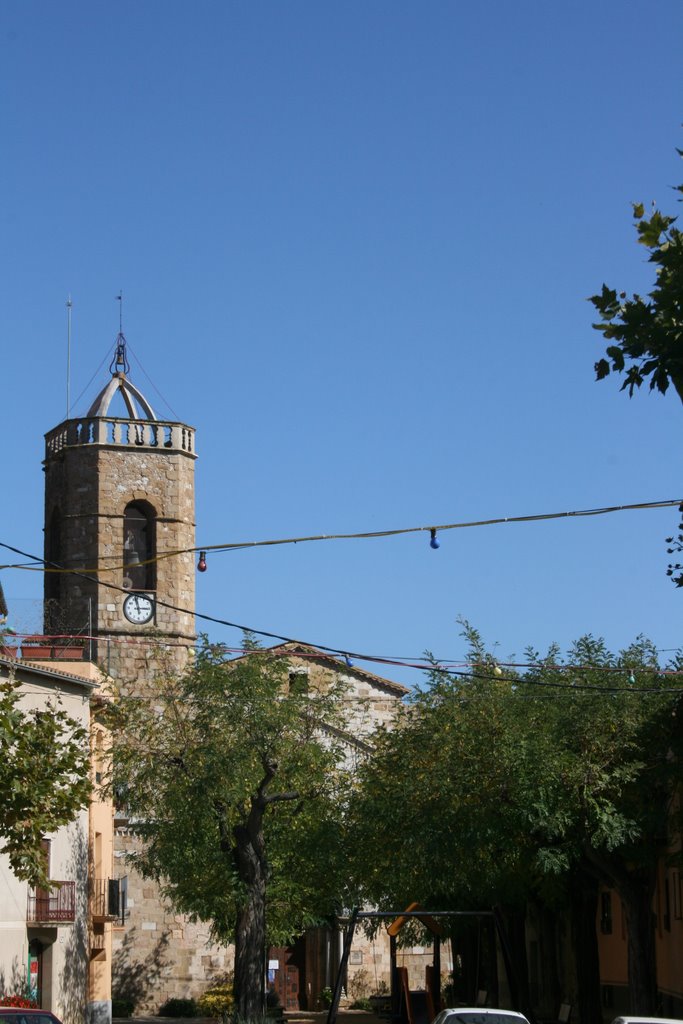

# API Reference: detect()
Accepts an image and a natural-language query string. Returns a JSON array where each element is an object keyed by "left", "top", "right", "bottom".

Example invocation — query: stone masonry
[{"left": 43, "top": 415, "right": 196, "bottom": 682}]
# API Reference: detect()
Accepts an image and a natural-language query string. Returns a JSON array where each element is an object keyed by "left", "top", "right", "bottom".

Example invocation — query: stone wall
[
  {"left": 43, "top": 421, "right": 196, "bottom": 682},
  {"left": 112, "top": 831, "right": 234, "bottom": 1013}
]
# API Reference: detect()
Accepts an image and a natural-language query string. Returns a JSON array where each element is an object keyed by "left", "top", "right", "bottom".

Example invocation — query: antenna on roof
[
  {"left": 110, "top": 291, "right": 130, "bottom": 376},
  {"left": 66, "top": 295, "right": 73, "bottom": 421}
]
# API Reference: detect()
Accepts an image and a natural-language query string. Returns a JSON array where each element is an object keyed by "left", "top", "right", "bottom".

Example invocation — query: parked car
[
  {"left": 433, "top": 1009, "right": 531, "bottom": 1024},
  {"left": 0, "top": 1010, "right": 63, "bottom": 1024},
  {"left": 611, "top": 1018, "right": 683, "bottom": 1024}
]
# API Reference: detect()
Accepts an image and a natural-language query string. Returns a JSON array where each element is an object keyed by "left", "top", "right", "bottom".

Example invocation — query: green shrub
[
  {"left": 350, "top": 998, "right": 374, "bottom": 1011},
  {"left": 112, "top": 997, "right": 135, "bottom": 1018},
  {"left": 159, "top": 997, "right": 198, "bottom": 1017},
  {"left": 197, "top": 985, "right": 234, "bottom": 1019}
]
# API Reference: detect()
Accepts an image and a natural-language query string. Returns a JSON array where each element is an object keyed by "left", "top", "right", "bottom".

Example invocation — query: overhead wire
[
  {"left": 1, "top": 492, "right": 681, "bottom": 683},
  {"left": 126, "top": 343, "right": 181, "bottom": 422},
  {"left": 1, "top": 537, "right": 682, "bottom": 691},
  {"left": 3, "top": 497, "right": 682, "bottom": 576}
]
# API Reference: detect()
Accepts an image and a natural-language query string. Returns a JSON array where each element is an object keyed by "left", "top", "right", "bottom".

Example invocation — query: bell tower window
[
  {"left": 45, "top": 508, "right": 62, "bottom": 632},
  {"left": 123, "top": 502, "right": 156, "bottom": 592}
]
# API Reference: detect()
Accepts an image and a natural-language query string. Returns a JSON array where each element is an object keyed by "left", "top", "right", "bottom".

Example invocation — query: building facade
[{"left": 0, "top": 654, "right": 118, "bottom": 1024}]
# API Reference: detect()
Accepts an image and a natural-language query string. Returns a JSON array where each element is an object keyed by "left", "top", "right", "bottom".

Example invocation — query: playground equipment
[{"left": 324, "top": 905, "right": 526, "bottom": 1024}]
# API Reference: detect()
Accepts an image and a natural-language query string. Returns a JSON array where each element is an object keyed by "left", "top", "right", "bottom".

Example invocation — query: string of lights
[
  {"left": 2, "top": 605, "right": 682, "bottom": 698},
  {"left": 6, "top": 652, "right": 682, "bottom": 698},
  {"left": 1, "top": 494, "right": 681, "bottom": 687},
  {"left": 2, "top": 497, "right": 680, "bottom": 576}
]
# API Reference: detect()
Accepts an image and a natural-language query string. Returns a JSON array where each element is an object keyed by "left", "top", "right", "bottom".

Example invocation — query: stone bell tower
[{"left": 43, "top": 327, "right": 197, "bottom": 681}]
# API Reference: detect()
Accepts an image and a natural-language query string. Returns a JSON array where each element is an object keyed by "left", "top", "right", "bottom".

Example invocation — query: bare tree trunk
[
  {"left": 233, "top": 820, "right": 267, "bottom": 1020},
  {"left": 570, "top": 869, "right": 602, "bottom": 1024},
  {"left": 229, "top": 759, "right": 299, "bottom": 1021}
]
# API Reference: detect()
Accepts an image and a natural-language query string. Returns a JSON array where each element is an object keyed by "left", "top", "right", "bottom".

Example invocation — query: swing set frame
[{"left": 325, "top": 906, "right": 529, "bottom": 1024}]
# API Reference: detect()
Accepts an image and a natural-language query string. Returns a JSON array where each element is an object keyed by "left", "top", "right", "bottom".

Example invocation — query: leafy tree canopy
[
  {"left": 0, "top": 674, "right": 90, "bottom": 888},
  {"left": 349, "top": 623, "right": 683, "bottom": 1011},
  {"left": 591, "top": 152, "right": 683, "bottom": 403},
  {"left": 108, "top": 636, "right": 354, "bottom": 1018}
]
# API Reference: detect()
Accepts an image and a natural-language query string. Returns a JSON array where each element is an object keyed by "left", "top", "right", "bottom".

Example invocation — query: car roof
[
  {"left": 0, "top": 1013, "right": 61, "bottom": 1020},
  {"left": 436, "top": 1011, "right": 530, "bottom": 1023},
  {"left": 611, "top": 1018, "right": 683, "bottom": 1024}
]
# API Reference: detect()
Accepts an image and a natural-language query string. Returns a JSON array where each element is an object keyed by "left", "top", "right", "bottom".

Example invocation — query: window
[
  {"left": 123, "top": 502, "right": 156, "bottom": 591},
  {"left": 674, "top": 870, "right": 682, "bottom": 920},
  {"left": 45, "top": 508, "right": 62, "bottom": 624},
  {"left": 664, "top": 876, "right": 671, "bottom": 931},
  {"left": 600, "top": 891, "right": 613, "bottom": 934},
  {"left": 289, "top": 670, "right": 309, "bottom": 696}
]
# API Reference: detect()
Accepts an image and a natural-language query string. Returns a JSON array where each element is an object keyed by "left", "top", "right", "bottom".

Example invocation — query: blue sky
[{"left": 2, "top": 1, "right": 682, "bottom": 687}]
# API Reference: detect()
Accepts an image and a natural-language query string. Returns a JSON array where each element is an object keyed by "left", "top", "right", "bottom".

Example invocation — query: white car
[
  {"left": 611, "top": 1018, "right": 683, "bottom": 1024},
  {"left": 433, "top": 1009, "right": 531, "bottom": 1024}
]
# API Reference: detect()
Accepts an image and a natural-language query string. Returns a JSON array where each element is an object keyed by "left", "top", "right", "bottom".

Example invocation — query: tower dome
[
  {"left": 85, "top": 325, "right": 156, "bottom": 420},
  {"left": 43, "top": 321, "right": 197, "bottom": 680}
]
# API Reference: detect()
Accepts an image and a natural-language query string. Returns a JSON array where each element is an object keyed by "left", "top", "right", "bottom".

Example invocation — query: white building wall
[{"left": 0, "top": 662, "right": 93, "bottom": 1024}]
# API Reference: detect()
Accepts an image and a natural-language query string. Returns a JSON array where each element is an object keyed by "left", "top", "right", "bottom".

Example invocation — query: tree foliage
[
  {"left": 0, "top": 674, "right": 90, "bottom": 888},
  {"left": 666, "top": 503, "right": 683, "bottom": 587},
  {"left": 349, "top": 623, "right": 683, "bottom": 1015},
  {"left": 591, "top": 153, "right": 683, "bottom": 403},
  {"left": 108, "top": 637, "right": 353, "bottom": 1019}
]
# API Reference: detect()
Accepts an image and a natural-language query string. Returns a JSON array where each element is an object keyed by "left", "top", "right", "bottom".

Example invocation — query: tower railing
[{"left": 45, "top": 418, "right": 196, "bottom": 458}]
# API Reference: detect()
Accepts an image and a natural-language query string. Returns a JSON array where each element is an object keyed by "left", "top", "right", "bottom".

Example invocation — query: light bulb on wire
[
  {"left": 197, "top": 551, "right": 207, "bottom": 573},
  {"left": 430, "top": 529, "right": 440, "bottom": 550}
]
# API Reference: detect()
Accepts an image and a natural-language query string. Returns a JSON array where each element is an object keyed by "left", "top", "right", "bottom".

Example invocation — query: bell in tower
[{"left": 43, "top": 319, "right": 197, "bottom": 681}]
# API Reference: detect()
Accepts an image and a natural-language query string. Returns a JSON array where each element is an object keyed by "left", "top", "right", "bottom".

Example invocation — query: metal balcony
[
  {"left": 27, "top": 882, "right": 76, "bottom": 924},
  {"left": 92, "top": 877, "right": 127, "bottom": 925}
]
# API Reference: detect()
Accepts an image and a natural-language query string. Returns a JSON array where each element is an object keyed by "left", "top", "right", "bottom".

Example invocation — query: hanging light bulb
[
  {"left": 430, "top": 528, "right": 440, "bottom": 550},
  {"left": 197, "top": 551, "right": 207, "bottom": 573},
  {"left": 344, "top": 655, "right": 353, "bottom": 668},
  {"left": 628, "top": 670, "right": 636, "bottom": 685}
]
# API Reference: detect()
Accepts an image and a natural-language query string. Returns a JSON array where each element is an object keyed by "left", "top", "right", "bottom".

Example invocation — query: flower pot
[
  {"left": 53, "top": 645, "right": 85, "bottom": 660},
  {"left": 21, "top": 644, "right": 52, "bottom": 659}
]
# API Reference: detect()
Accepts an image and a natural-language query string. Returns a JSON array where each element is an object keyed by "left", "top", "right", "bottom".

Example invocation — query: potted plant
[
  {"left": 21, "top": 636, "right": 52, "bottom": 659},
  {"left": 52, "top": 639, "right": 86, "bottom": 660},
  {"left": 0, "top": 626, "right": 19, "bottom": 659}
]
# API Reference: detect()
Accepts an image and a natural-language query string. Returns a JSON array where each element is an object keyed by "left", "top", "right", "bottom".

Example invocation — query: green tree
[
  {"left": 109, "top": 637, "right": 352, "bottom": 1020},
  {"left": 0, "top": 675, "right": 90, "bottom": 888},
  {"left": 665, "top": 504, "right": 683, "bottom": 587},
  {"left": 591, "top": 154, "right": 683, "bottom": 402},
  {"left": 349, "top": 626, "right": 683, "bottom": 1017},
  {"left": 523, "top": 635, "right": 683, "bottom": 1014},
  {"left": 590, "top": 158, "right": 683, "bottom": 586}
]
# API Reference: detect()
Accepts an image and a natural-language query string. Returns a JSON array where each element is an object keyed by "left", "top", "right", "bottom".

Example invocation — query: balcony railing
[
  {"left": 27, "top": 881, "right": 76, "bottom": 923},
  {"left": 92, "top": 877, "right": 127, "bottom": 925}
]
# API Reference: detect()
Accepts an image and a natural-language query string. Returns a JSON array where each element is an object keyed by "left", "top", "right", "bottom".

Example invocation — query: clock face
[{"left": 123, "top": 593, "right": 155, "bottom": 625}]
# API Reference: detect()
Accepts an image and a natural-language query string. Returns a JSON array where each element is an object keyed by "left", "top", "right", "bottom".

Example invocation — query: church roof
[{"left": 267, "top": 641, "right": 410, "bottom": 696}]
